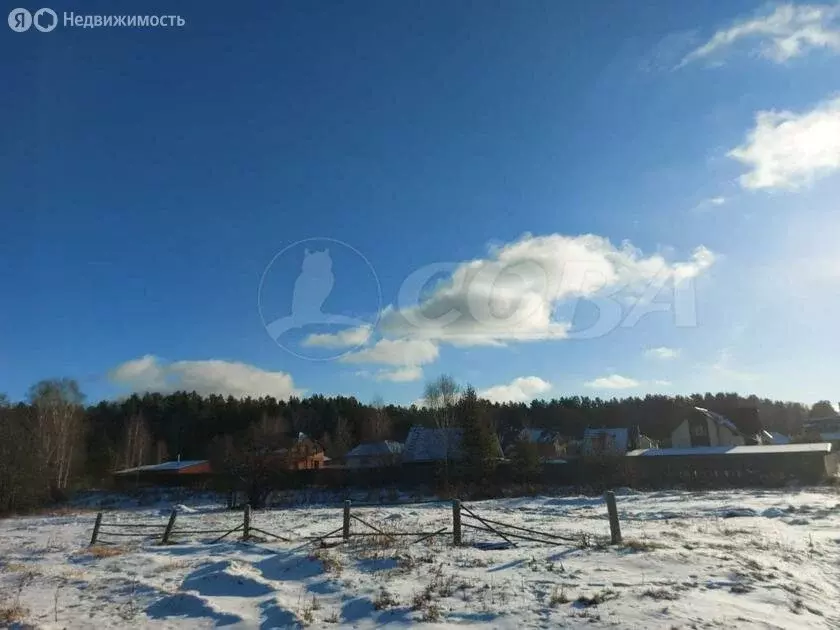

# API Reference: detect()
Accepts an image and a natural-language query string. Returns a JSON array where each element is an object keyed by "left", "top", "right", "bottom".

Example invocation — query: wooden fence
[{"left": 89, "top": 492, "right": 623, "bottom": 549}]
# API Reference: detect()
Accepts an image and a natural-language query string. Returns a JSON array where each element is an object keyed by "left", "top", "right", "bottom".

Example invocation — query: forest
[{"left": 0, "top": 377, "right": 835, "bottom": 513}]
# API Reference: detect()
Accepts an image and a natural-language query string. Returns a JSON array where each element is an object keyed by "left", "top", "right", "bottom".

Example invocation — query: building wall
[
  {"left": 671, "top": 418, "right": 744, "bottom": 448},
  {"left": 671, "top": 421, "right": 692, "bottom": 448}
]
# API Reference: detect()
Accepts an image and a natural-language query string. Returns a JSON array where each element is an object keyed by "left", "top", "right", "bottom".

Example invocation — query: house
[
  {"left": 670, "top": 407, "right": 745, "bottom": 449},
  {"left": 802, "top": 417, "right": 840, "bottom": 445},
  {"left": 113, "top": 459, "right": 211, "bottom": 487},
  {"left": 343, "top": 441, "right": 404, "bottom": 468},
  {"left": 402, "top": 426, "right": 503, "bottom": 463},
  {"left": 509, "top": 428, "right": 566, "bottom": 461},
  {"left": 273, "top": 433, "right": 326, "bottom": 470},
  {"left": 581, "top": 427, "right": 656, "bottom": 455}
]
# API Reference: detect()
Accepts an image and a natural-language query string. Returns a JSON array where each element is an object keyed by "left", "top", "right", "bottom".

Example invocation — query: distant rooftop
[
  {"left": 627, "top": 444, "right": 832, "bottom": 457},
  {"left": 114, "top": 460, "right": 208, "bottom": 475},
  {"left": 345, "top": 441, "right": 404, "bottom": 458}
]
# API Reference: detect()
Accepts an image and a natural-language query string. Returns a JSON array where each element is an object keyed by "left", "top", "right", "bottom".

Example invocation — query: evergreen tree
[{"left": 458, "top": 385, "right": 498, "bottom": 481}]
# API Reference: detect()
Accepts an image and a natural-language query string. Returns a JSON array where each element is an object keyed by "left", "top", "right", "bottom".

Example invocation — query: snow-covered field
[{"left": 2, "top": 487, "right": 840, "bottom": 629}]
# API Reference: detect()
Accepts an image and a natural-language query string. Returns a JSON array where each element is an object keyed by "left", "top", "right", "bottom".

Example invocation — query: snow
[
  {"left": 2, "top": 487, "right": 840, "bottom": 628},
  {"left": 627, "top": 443, "right": 832, "bottom": 456}
]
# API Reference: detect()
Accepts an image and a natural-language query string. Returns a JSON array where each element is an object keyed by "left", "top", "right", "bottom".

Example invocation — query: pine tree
[{"left": 459, "top": 386, "right": 498, "bottom": 481}]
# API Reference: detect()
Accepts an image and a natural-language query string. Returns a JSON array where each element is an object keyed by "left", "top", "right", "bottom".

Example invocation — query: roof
[
  {"left": 114, "top": 460, "right": 208, "bottom": 475},
  {"left": 693, "top": 407, "right": 739, "bottom": 434},
  {"left": 345, "top": 441, "right": 404, "bottom": 458},
  {"left": 583, "top": 428, "right": 629, "bottom": 452},
  {"left": 804, "top": 417, "right": 840, "bottom": 432},
  {"left": 627, "top": 443, "right": 832, "bottom": 457},
  {"left": 403, "top": 426, "right": 464, "bottom": 462}
]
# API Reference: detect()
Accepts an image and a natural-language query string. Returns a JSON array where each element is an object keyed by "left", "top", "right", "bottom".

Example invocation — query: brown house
[{"left": 273, "top": 433, "right": 327, "bottom": 470}]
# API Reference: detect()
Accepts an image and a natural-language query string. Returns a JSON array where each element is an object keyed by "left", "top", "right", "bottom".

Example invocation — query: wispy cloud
[
  {"left": 729, "top": 96, "right": 840, "bottom": 190},
  {"left": 301, "top": 325, "right": 372, "bottom": 348},
  {"left": 692, "top": 196, "right": 727, "bottom": 212},
  {"left": 708, "top": 349, "right": 760, "bottom": 382},
  {"left": 339, "top": 338, "right": 439, "bottom": 367},
  {"left": 584, "top": 374, "right": 640, "bottom": 389},
  {"left": 681, "top": 3, "right": 840, "bottom": 67},
  {"left": 478, "top": 376, "right": 552, "bottom": 403},
  {"left": 109, "top": 355, "right": 302, "bottom": 399},
  {"left": 645, "top": 346, "right": 681, "bottom": 360},
  {"left": 374, "top": 366, "right": 424, "bottom": 383}
]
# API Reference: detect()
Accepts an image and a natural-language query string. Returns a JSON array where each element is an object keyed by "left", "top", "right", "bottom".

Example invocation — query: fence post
[
  {"left": 243, "top": 504, "right": 251, "bottom": 540},
  {"left": 604, "top": 491, "right": 622, "bottom": 545},
  {"left": 452, "top": 500, "right": 462, "bottom": 546},
  {"left": 89, "top": 512, "right": 103, "bottom": 546},
  {"left": 161, "top": 509, "right": 178, "bottom": 544},
  {"left": 342, "top": 500, "right": 351, "bottom": 540}
]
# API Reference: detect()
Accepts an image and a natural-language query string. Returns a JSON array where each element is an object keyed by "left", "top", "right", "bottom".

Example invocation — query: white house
[{"left": 670, "top": 407, "right": 744, "bottom": 449}]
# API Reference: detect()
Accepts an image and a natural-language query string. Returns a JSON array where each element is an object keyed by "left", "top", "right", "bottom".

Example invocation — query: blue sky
[{"left": 2, "top": 1, "right": 839, "bottom": 405}]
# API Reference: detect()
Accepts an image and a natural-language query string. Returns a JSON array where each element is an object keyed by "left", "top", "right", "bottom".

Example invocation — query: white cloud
[
  {"left": 653, "top": 379, "right": 673, "bottom": 386},
  {"left": 729, "top": 96, "right": 840, "bottom": 190},
  {"left": 584, "top": 374, "right": 640, "bottom": 389},
  {"left": 693, "top": 196, "right": 727, "bottom": 213},
  {"left": 109, "top": 355, "right": 302, "bottom": 399},
  {"left": 339, "top": 338, "right": 439, "bottom": 367},
  {"left": 645, "top": 346, "right": 681, "bottom": 360},
  {"left": 374, "top": 366, "right": 424, "bottom": 383},
  {"left": 681, "top": 4, "right": 840, "bottom": 66},
  {"left": 301, "top": 325, "right": 372, "bottom": 348},
  {"left": 478, "top": 376, "right": 552, "bottom": 403},
  {"left": 378, "top": 233, "right": 715, "bottom": 346}
]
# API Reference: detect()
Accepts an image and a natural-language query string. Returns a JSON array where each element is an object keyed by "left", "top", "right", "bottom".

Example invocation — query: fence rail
[{"left": 88, "top": 492, "right": 624, "bottom": 549}]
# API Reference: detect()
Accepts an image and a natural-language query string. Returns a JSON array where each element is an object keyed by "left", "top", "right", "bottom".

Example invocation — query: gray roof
[
  {"left": 519, "top": 428, "right": 559, "bottom": 444},
  {"left": 345, "top": 441, "right": 404, "bottom": 458},
  {"left": 627, "top": 443, "right": 832, "bottom": 457},
  {"left": 403, "top": 426, "right": 464, "bottom": 462},
  {"left": 114, "top": 460, "right": 207, "bottom": 475}
]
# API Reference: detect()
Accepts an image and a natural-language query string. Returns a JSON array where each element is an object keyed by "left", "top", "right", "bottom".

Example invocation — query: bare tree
[
  {"left": 210, "top": 415, "right": 290, "bottom": 509},
  {"left": 28, "top": 379, "right": 85, "bottom": 491},
  {"left": 361, "top": 396, "right": 393, "bottom": 442},
  {"left": 118, "top": 413, "right": 153, "bottom": 470},
  {"left": 424, "top": 375, "right": 461, "bottom": 484}
]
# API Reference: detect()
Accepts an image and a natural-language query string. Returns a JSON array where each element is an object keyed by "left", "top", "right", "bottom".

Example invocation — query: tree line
[{"left": 0, "top": 377, "right": 835, "bottom": 513}]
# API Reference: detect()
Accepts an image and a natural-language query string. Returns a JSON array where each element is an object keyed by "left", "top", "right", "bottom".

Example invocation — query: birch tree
[{"left": 28, "top": 379, "right": 85, "bottom": 491}]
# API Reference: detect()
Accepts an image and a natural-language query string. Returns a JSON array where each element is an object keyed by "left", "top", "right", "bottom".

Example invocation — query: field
[{"left": 1, "top": 487, "right": 839, "bottom": 629}]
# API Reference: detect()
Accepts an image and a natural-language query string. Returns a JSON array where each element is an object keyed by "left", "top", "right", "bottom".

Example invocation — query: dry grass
[
  {"left": 0, "top": 603, "right": 28, "bottom": 623},
  {"left": 622, "top": 538, "right": 665, "bottom": 552},
  {"left": 311, "top": 548, "right": 343, "bottom": 575},
  {"left": 575, "top": 589, "right": 618, "bottom": 607},
  {"left": 88, "top": 545, "right": 126, "bottom": 558},
  {"left": 1, "top": 562, "right": 29, "bottom": 573},
  {"left": 549, "top": 585, "right": 570, "bottom": 606},
  {"left": 373, "top": 588, "right": 399, "bottom": 610},
  {"left": 641, "top": 587, "right": 680, "bottom": 601}
]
